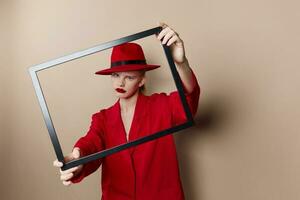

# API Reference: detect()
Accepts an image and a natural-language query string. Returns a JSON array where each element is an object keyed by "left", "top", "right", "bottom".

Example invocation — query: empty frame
[{"left": 29, "top": 26, "right": 194, "bottom": 171}]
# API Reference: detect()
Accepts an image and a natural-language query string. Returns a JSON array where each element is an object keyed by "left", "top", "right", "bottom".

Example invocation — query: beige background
[{"left": 1, "top": 0, "right": 300, "bottom": 200}]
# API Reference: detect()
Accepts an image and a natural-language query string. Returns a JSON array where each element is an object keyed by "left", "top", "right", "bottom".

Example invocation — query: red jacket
[{"left": 71, "top": 70, "right": 200, "bottom": 200}]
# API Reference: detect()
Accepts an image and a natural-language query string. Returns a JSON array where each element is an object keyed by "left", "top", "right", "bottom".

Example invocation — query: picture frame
[{"left": 28, "top": 26, "right": 194, "bottom": 171}]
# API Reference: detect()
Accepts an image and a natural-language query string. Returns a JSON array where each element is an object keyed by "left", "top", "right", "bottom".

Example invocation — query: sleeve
[
  {"left": 167, "top": 69, "right": 201, "bottom": 125},
  {"left": 70, "top": 112, "right": 105, "bottom": 183}
]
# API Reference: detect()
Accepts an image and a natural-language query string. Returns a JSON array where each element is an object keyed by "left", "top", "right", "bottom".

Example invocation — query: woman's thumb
[{"left": 72, "top": 148, "right": 80, "bottom": 159}]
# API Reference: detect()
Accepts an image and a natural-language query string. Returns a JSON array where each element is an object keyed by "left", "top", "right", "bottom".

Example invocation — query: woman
[{"left": 53, "top": 22, "right": 201, "bottom": 200}]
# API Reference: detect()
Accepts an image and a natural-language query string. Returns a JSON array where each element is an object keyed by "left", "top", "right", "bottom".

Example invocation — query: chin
[
  {"left": 117, "top": 92, "right": 137, "bottom": 99},
  {"left": 115, "top": 92, "right": 129, "bottom": 98}
]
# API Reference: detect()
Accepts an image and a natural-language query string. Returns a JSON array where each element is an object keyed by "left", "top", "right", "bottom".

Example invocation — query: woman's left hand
[{"left": 156, "top": 22, "right": 187, "bottom": 64}]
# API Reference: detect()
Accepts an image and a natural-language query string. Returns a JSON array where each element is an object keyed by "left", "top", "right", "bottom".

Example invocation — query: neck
[{"left": 119, "top": 90, "right": 140, "bottom": 112}]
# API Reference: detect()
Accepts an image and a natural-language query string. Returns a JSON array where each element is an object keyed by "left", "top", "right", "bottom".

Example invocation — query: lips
[{"left": 116, "top": 88, "right": 126, "bottom": 93}]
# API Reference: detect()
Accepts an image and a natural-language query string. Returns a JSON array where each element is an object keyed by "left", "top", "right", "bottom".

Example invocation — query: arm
[
  {"left": 167, "top": 68, "right": 200, "bottom": 125},
  {"left": 176, "top": 58, "right": 195, "bottom": 94},
  {"left": 70, "top": 112, "right": 105, "bottom": 183},
  {"left": 157, "top": 22, "right": 201, "bottom": 124}
]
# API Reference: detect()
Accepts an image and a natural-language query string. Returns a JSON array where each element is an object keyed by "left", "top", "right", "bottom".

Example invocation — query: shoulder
[
  {"left": 146, "top": 91, "right": 179, "bottom": 104},
  {"left": 148, "top": 91, "right": 179, "bottom": 99},
  {"left": 90, "top": 108, "right": 108, "bottom": 122},
  {"left": 92, "top": 99, "right": 118, "bottom": 118},
  {"left": 89, "top": 111, "right": 102, "bottom": 124}
]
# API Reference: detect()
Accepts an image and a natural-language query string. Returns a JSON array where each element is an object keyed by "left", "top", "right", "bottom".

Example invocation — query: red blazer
[{"left": 71, "top": 70, "right": 201, "bottom": 200}]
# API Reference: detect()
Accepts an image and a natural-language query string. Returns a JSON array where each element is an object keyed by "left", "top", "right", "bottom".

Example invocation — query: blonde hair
[{"left": 139, "top": 70, "right": 146, "bottom": 93}]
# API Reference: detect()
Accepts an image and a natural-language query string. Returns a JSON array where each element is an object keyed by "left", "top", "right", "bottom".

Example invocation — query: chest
[
  {"left": 103, "top": 96, "right": 172, "bottom": 147},
  {"left": 121, "top": 109, "right": 135, "bottom": 141}
]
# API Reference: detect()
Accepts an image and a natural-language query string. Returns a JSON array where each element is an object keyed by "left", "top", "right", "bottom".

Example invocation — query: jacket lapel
[
  {"left": 107, "top": 92, "right": 148, "bottom": 155},
  {"left": 127, "top": 92, "right": 148, "bottom": 142}
]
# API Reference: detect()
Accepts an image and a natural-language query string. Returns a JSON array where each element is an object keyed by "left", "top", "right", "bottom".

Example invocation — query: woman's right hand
[{"left": 53, "top": 147, "right": 83, "bottom": 186}]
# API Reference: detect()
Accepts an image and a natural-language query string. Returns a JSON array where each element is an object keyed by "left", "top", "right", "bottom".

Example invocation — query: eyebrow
[
  {"left": 123, "top": 73, "right": 138, "bottom": 76},
  {"left": 126, "top": 75, "right": 137, "bottom": 78}
]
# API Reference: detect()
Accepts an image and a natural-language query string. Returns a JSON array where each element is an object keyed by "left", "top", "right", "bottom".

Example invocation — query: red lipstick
[{"left": 116, "top": 88, "right": 126, "bottom": 93}]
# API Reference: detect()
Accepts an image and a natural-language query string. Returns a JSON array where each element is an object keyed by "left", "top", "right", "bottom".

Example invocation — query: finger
[
  {"left": 62, "top": 180, "right": 72, "bottom": 186},
  {"left": 72, "top": 148, "right": 80, "bottom": 159},
  {"left": 60, "top": 173, "right": 74, "bottom": 181},
  {"left": 64, "top": 153, "right": 74, "bottom": 163},
  {"left": 157, "top": 26, "right": 171, "bottom": 40},
  {"left": 162, "top": 30, "right": 176, "bottom": 45},
  {"left": 157, "top": 27, "right": 171, "bottom": 41},
  {"left": 158, "top": 21, "right": 168, "bottom": 28},
  {"left": 53, "top": 160, "right": 63, "bottom": 167},
  {"left": 60, "top": 166, "right": 79, "bottom": 175},
  {"left": 156, "top": 22, "right": 166, "bottom": 36},
  {"left": 166, "top": 35, "right": 179, "bottom": 46}
]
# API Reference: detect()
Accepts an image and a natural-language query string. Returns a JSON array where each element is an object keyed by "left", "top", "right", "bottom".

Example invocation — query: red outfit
[{"left": 71, "top": 70, "right": 200, "bottom": 200}]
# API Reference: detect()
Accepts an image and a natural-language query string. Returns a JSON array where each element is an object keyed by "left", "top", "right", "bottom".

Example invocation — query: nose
[{"left": 118, "top": 77, "right": 125, "bottom": 87}]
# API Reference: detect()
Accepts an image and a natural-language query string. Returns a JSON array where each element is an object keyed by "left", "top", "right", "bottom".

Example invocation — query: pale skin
[{"left": 53, "top": 22, "right": 195, "bottom": 186}]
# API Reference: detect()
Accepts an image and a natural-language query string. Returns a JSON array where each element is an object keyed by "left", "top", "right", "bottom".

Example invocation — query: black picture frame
[{"left": 28, "top": 26, "right": 194, "bottom": 171}]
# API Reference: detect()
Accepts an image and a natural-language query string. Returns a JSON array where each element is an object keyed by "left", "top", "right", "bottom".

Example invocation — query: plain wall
[{"left": 1, "top": 0, "right": 300, "bottom": 200}]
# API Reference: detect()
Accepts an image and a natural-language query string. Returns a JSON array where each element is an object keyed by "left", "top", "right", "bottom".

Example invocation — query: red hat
[{"left": 95, "top": 42, "right": 160, "bottom": 75}]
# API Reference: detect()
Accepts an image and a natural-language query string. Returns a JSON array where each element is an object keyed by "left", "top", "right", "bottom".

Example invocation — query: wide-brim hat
[{"left": 95, "top": 42, "right": 160, "bottom": 75}]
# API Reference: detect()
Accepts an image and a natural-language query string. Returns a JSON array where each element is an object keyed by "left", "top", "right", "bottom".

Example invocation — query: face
[{"left": 111, "top": 70, "right": 145, "bottom": 99}]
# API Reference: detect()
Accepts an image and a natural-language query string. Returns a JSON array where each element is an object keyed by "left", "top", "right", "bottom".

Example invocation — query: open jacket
[{"left": 71, "top": 70, "right": 201, "bottom": 200}]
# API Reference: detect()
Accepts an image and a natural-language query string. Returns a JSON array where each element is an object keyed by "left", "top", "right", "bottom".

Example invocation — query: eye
[
  {"left": 111, "top": 73, "right": 119, "bottom": 77},
  {"left": 126, "top": 76, "right": 136, "bottom": 80}
]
